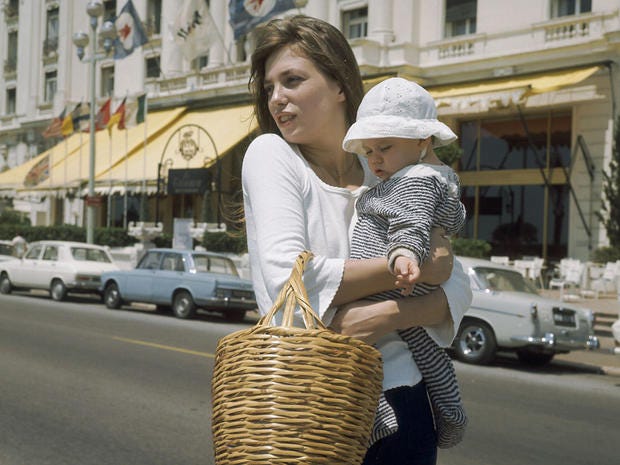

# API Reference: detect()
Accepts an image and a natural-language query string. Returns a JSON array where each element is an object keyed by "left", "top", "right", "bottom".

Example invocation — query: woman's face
[
  {"left": 361, "top": 137, "right": 425, "bottom": 180},
  {"left": 264, "top": 45, "right": 346, "bottom": 146}
]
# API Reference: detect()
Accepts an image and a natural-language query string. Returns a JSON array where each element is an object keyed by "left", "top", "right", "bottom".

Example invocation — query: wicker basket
[{"left": 211, "top": 251, "right": 383, "bottom": 465}]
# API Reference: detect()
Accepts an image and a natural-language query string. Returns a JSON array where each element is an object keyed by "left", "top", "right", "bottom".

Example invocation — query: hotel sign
[{"left": 167, "top": 168, "right": 212, "bottom": 195}]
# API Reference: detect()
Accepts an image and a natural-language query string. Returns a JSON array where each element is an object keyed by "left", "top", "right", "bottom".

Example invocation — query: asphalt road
[{"left": 1, "top": 292, "right": 619, "bottom": 465}]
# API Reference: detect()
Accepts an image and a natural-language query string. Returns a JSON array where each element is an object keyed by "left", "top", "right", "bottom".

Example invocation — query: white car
[
  {"left": 453, "top": 256, "right": 599, "bottom": 366},
  {"left": 0, "top": 240, "right": 120, "bottom": 301}
]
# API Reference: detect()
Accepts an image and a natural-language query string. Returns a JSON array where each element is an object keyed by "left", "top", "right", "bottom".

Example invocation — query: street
[{"left": 1, "top": 293, "right": 619, "bottom": 465}]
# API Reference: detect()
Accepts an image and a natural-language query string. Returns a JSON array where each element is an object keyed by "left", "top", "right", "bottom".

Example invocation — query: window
[
  {"left": 138, "top": 251, "right": 162, "bottom": 270},
  {"left": 44, "top": 7, "right": 59, "bottom": 54},
  {"left": 44, "top": 70, "right": 57, "bottom": 103},
  {"left": 551, "top": 0, "right": 592, "bottom": 18},
  {"left": 145, "top": 55, "right": 160, "bottom": 78},
  {"left": 193, "top": 54, "right": 209, "bottom": 70},
  {"left": 5, "top": 0, "right": 18, "bottom": 17},
  {"left": 101, "top": 65, "right": 114, "bottom": 97},
  {"left": 6, "top": 30, "right": 18, "bottom": 72},
  {"left": 342, "top": 7, "right": 368, "bottom": 39},
  {"left": 146, "top": 0, "right": 162, "bottom": 35},
  {"left": 25, "top": 245, "right": 42, "bottom": 260},
  {"left": 42, "top": 246, "right": 59, "bottom": 261},
  {"left": 458, "top": 113, "right": 572, "bottom": 260},
  {"left": 445, "top": 0, "right": 477, "bottom": 38},
  {"left": 6, "top": 88, "right": 16, "bottom": 114},
  {"left": 103, "top": 0, "right": 117, "bottom": 21}
]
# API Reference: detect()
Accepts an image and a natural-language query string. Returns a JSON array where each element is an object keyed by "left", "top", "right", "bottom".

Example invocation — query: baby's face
[{"left": 360, "top": 137, "right": 421, "bottom": 180}]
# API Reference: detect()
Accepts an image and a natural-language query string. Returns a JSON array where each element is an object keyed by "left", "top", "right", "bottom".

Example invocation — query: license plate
[{"left": 553, "top": 308, "right": 576, "bottom": 327}]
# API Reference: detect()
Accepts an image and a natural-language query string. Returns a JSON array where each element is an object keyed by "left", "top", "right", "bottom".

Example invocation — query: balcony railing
[
  {"left": 542, "top": 15, "right": 592, "bottom": 42},
  {"left": 43, "top": 36, "right": 59, "bottom": 56},
  {"left": 3, "top": 57, "right": 17, "bottom": 75},
  {"left": 143, "top": 19, "right": 161, "bottom": 38}
]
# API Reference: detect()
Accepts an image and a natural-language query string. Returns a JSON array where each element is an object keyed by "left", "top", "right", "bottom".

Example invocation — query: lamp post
[{"left": 72, "top": 1, "right": 116, "bottom": 244}]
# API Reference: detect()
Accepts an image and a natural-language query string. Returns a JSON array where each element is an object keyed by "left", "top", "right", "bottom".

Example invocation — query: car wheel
[
  {"left": 225, "top": 309, "right": 246, "bottom": 322},
  {"left": 104, "top": 282, "right": 123, "bottom": 309},
  {"left": 50, "top": 279, "right": 67, "bottom": 302},
  {"left": 454, "top": 319, "right": 497, "bottom": 365},
  {"left": 173, "top": 290, "right": 197, "bottom": 319},
  {"left": 516, "top": 349, "right": 555, "bottom": 366},
  {"left": 0, "top": 273, "right": 12, "bottom": 294}
]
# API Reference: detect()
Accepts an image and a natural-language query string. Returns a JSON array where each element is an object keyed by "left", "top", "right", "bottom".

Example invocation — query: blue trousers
[{"left": 362, "top": 382, "right": 438, "bottom": 465}]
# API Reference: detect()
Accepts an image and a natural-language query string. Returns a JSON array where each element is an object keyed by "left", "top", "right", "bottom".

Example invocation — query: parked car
[
  {"left": 99, "top": 248, "right": 256, "bottom": 321},
  {"left": 0, "top": 240, "right": 120, "bottom": 301},
  {"left": 453, "top": 256, "right": 599, "bottom": 366}
]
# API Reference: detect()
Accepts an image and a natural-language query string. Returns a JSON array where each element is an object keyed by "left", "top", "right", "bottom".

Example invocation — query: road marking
[{"left": 112, "top": 336, "right": 215, "bottom": 358}]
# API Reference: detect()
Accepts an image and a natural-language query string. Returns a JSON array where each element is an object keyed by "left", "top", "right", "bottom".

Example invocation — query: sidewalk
[{"left": 539, "top": 290, "right": 620, "bottom": 376}]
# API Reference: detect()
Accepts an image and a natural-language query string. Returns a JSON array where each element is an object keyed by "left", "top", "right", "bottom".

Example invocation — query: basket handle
[{"left": 258, "top": 251, "right": 328, "bottom": 330}]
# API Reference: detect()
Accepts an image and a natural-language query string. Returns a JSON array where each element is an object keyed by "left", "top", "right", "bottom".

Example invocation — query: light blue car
[{"left": 100, "top": 248, "right": 256, "bottom": 321}]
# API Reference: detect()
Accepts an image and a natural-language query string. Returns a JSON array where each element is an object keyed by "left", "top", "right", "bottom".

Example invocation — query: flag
[
  {"left": 84, "top": 99, "right": 111, "bottom": 132},
  {"left": 42, "top": 107, "right": 66, "bottom": 138},
  {"left": 72, "top": 102, "right": 90, "bottom": 132},
  {"left": 173, "top": 0, "right": 219, "bottom": 60},
  {"left": 228, "top": 0, "right": 298, "bottom": 40},
  {"left": 24, "top": 154, "right": 50, "bottom": 187},
  {"left": 60, "top": 102, "right": 85, "bottom": 137},
  {"left": 107, "top": 98, "right": 126, "bottom": 131},
  {"left": 119, "top": 94, "right": 146, "bottom": 129},
  {"left": 114, "top": 0, "right": 148, "bottom": 59}
]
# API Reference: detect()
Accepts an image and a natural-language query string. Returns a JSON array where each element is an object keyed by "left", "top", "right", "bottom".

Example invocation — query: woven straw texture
[{"left": 211, "top": 251, "right": 383, "bottom": 465}]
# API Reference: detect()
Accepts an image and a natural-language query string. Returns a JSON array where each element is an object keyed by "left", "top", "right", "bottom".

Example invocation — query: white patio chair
[
  {"left": 528, "top": 257, "right": 545, "bottom": 288},
  {"left": 490, "top": 256, "right": 510, "bottom": 266},
  {"left": 587, "top": 261, "right": 619, "bottom": 298},
  {"left": 549, "top": 259, "right": 584, "bottom": 301}
]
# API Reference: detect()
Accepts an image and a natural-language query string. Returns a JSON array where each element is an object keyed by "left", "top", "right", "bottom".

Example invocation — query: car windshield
[
  {"left": 193, "top": 255, "right": 239, "bottom": 276},
  {"left": 71, "top": 247, "right": 112, "bottom": 263},
  {"left": 0, "top": 243, "right": 14, "bottom": 256},
  {"left": 474, "top": 266, "right": 539, "bottom": 295}
]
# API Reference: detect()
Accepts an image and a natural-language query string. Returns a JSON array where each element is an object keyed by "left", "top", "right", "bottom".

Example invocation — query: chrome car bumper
[{"left": 512, "top": 333, "right": 600, "bottom": 351}]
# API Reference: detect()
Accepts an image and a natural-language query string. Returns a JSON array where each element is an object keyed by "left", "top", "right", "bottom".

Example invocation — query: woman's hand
[{"left": 418, "top": 228, "right": 453, "bottom": 285}]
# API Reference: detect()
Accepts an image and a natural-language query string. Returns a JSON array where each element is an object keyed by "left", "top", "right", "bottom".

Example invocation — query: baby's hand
[{"left": 393, "top": 256, "right": 421, "bottom": 296}]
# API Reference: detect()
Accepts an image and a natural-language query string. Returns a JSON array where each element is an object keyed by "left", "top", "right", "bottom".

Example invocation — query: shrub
[
  {"left": 451, "top": 237, "right": 491, "bottom": 258},
  {"left": 0, "top": 225, "right": 137, "bottom": 247},
  {"left": 203, "top": 231, "right": 247, "bottom": 254},
  {"left": 591, "top": 246, "right": 620, "bottom": 264}
]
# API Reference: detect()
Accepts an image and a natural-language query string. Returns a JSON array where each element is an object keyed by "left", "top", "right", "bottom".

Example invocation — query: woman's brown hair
[{"left": 249, "top": 15, "right": 364, "bottom": 135}]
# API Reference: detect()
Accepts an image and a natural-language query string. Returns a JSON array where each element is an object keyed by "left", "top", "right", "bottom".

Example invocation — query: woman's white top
[{"left": 242, "top": 134, "right": 472, "bottom": 391}]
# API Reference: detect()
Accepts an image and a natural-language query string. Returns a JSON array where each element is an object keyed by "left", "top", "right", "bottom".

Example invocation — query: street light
[{"left": 72, "top": 0, "right": 116, "bottom": 244}]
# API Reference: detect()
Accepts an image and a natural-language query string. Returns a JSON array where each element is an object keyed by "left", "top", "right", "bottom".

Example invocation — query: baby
[{"left": 344, "top": 77, "right": 466, "bottom": 296}]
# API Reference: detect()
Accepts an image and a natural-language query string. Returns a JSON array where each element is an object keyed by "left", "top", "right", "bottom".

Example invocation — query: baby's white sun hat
[{"left": 343, "top": 77, "right": 457, "bottom": 155}]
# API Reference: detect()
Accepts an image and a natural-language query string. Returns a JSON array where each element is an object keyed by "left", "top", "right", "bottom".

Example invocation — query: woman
[{"left": 241, "top": 15, "right": 471, "bottom": 465}]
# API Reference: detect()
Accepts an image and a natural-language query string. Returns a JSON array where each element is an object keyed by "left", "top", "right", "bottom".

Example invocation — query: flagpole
[
  {"left": 123, "top": 122, "right": 128, "bottom": 228},
  {"left": 107, "top": 129, "right": 112, "bottom": 228},
  {"left": 206, "top": 8, "right": 233, "bottom": 65},
  {"left": 140, "top": 94, "right": 148, "bottom": 222}
]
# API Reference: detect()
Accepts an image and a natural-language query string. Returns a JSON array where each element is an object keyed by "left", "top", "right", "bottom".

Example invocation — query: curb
[{"left": 601, "top": 365, "right": 620, "bottom": 377}]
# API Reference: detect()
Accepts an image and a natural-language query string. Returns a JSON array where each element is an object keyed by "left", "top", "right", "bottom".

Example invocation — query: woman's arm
[
  {"left": 331, "top": 227, "right": 453, "bottom": 306},
  {"left": 330, "top": 258, "right": 472, "bottom": 346},
  {"left": 329, "top": 288, "right": 450, "bottom": 345}
]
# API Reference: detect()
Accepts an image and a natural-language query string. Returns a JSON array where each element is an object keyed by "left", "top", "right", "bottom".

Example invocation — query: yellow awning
[
  {"left": 429, "top": 66, "right": 601, "bottom": 99},
  {"left": 361, "top": 66, "right": 601, "bottom": 111},
  {"left": 94, "top": 104, "right": 257, "bottom": 191},
  {"left": 25, "top": 106, "right": 186, "bottom": 193}
]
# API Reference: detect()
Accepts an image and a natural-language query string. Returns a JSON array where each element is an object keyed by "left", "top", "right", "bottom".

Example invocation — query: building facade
[{"left": 0, "top": 0, "right": 619, "bottom": 262}]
